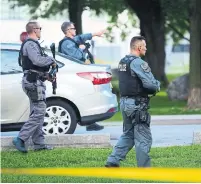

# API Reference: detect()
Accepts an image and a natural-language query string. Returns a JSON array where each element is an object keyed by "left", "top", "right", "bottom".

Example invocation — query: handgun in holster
[
  {"left": 131, "top": 97, "right": 151, "bottom": 126},
  {"left": 26, "top": 70, "right": 46, "bottom": 83}
]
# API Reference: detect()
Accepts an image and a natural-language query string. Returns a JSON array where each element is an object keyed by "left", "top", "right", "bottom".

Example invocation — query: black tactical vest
[
  {"left": 118, "top": 55, "right": 148, "bottom": 97},
  {"left": 18, "top": 39, "right": 49, "bottom": 72},
  {"left": 58, "top": 37, "right": 85, "bottom": 61}
]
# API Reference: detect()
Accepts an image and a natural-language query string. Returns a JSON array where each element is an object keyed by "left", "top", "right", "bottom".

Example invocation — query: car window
[
  {"left": 1, "top": 49, "right": 22, "bottom": 75},
  {"left": 1, "top": 49, "right": 64, "bottom": 75},
  {"left": 56, "top": 52, "right": 86, "bottom": 65}
]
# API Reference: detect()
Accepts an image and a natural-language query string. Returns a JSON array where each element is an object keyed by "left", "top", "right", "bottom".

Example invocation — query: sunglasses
[
  {"left": 34, "top": 27, "right": 42, "bottom": 30},
  {"left": 68, "top": 28, "right": 76, "bottom": 30}
]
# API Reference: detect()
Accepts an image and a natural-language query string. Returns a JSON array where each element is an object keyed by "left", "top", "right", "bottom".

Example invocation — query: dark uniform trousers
[
  {"left": 107, "top": 97, "right": 152, "bottom": 167},
  {"left": 18, "top": 75, "right": 46, "bottom": 149}
]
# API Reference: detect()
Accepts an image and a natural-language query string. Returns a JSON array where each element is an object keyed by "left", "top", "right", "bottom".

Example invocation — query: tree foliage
[
  {"left": 162, "top": 0, "right": 190, "bottom": 43},
  {"left": 11, "top": 0, "right": 190, "bottom": 44}
]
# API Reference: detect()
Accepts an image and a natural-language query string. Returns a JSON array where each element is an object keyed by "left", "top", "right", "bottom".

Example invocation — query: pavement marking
[{"left": 2, "top": 167, "right": 201, "bottom": 182}]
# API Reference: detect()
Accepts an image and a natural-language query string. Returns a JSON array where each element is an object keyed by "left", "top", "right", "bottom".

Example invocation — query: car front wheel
[{"left": 43, "top": 99, "right": 77, "bottom": 135}]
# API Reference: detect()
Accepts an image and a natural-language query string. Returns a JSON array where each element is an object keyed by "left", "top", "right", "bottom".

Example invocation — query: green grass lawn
[
  {"left": 108, "top": 73, "right": 201, "bottom": 121},
  {"left": 1, "top": 145, "right": 201, "bottom": 183}
]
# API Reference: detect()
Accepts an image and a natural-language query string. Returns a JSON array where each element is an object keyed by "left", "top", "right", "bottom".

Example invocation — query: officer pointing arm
[
  {"left": 58, "top": 21, "right": 105, "bottom": 131},
  {"left": 58, "top": 21, "right": 105, "bottom": 62}
]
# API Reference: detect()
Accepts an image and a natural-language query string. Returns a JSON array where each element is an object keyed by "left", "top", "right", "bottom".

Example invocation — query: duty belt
[
  {"left": 121, "top": 95, "right": 148, "bottom": 99},
  {"left": 24, "top": 70, "right": 47, "bottom": 82}
]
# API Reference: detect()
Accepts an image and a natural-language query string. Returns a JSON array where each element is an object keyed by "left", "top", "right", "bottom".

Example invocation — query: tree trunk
[
  {"left": 140, "top": 17, "right": 168, "bottom": 86},
  {"left": 187, "top": 0, "right": 201, "bottom": 109},
  {"left": 125, "top": 0, "right": 168, "bottom": 87},
  {"left": 69, "top": 0, "right": 83, "bottom": 34}
]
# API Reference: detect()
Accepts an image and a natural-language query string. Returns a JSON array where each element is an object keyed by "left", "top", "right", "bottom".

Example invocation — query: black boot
[
  {"left": 12, "top": 137, "right": 28, "bottom": 153},
  {"left": 86, "top": 123, "right": 104, "bottom": 131},
  {"left": 34, "top": 144, "right": 54, "bottom": 151},
  {"left": 105, "top": 162, "right": 119, "bottom": 168}
]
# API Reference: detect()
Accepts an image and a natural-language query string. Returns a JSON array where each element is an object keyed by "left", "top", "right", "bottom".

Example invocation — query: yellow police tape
[{"left": 1, "top": 167, "right": 201, "bottom": 182}]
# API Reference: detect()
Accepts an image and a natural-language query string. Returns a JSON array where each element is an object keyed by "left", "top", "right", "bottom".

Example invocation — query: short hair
[
  {"left": 130, "top": 36, "right": 146, "bottom": 49},
  {"left": 61, "top": 21, "right": 74, "bottom": 34},
  {"left": 26, "top": 21, "right": 38, "bottom": 34}
]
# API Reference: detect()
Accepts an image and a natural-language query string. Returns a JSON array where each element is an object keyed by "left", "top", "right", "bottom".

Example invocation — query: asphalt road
[{"left": 1, "top": 122, "right": 201, "bottom": 147}]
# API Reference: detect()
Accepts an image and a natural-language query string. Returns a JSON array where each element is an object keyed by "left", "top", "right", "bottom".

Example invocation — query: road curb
[
  {"left": 100, "top": 119, "right": 201, "bottom": 126},
  {"left": 102, "top": 115, "right": 201, "bottom": 126},
  {"left": 193, "top": 131, "right": 201, "bottom": 145},
  {"left": 151, "top": 115, "right": 201, "bottom": 120},
  {"left": 0, "top": 134, "right": 112, "bottom": 151}
]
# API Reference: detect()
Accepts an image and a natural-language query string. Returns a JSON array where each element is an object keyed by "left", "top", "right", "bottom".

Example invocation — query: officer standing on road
[
  {"left": 58, "top": 21, "right": 105, "bottom": 131},
  {"left": 13, "top": 21, "right": 57, "bottom": 153},
  {"left": 105, "top": 36, "right": 160, "bottom": 167}
]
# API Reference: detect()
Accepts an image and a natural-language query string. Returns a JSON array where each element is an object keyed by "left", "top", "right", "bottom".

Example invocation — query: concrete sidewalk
[
  {"left": 101, "top": 115, "right": 201, "bottom": 126},
  {"left": 1, "top": 134, "right": 111, "bottom": 150}
]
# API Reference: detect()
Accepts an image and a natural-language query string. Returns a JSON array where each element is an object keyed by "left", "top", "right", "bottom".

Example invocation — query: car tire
[{"left": 43, "top": 99, "right": 77, "bottom": 135}]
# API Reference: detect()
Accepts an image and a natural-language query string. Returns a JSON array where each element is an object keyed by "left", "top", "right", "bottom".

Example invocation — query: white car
[{"left": 1, "top": 43, "right": 118, "bottom": 135}]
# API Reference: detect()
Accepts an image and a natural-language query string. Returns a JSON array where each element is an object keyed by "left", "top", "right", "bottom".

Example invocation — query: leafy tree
[
  {"left": 90, "top": 0, "right": 190, "bottom": 86},
  {"left": 124, "top": 0, "right": 192, "bottom": 87},
  {"left": 162, "top": 0, "right": 190, "bottom": 43}
]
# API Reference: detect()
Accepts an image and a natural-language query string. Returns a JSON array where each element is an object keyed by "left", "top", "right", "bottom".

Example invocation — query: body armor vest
[
  {"left": 118, "top": 55, "right": 148, "bottom": 97},
  {"left": 18, "top": 39, "right": 49, "bottom": 72},
  {"left": 58, "top": 37, "right": 85, "bottom": 61}
]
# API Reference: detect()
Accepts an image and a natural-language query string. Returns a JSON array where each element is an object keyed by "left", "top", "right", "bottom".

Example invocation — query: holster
[
  {"left": 26, "top": 71, "right": 46, "bottom": 83},
  {"left": 130, "top": 97, "right": 151, "bottom": 127},
  {"left": 26, "top": 71, "right": 38, "bottom": 83},
  {"left": 131, "top": 110, "right": 150, "bottom": 127}
]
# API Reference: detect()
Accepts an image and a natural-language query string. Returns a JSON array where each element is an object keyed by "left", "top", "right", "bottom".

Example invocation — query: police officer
[
  {"left": 105, "top": 36, "right": 160, "bottom": 167},
  {"left": 58, "top": 21, "right": 105, "bottom": 131},
  {"left": 58, "top": 21, "right": 105, "bottom": 63},
  {"left": 13, "top": 21, "right": 57, "bottom": 153}
]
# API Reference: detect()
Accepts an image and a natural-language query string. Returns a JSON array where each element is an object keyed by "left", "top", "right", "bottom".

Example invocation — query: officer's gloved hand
[
  {"left": 46, "top": 73, "right": 56, "bottom": 82},
  {"left": 51, "top": 61, "right": 57, "bottom": 68},
  {"left": 46, "top": 62, "right": 57, "bottom": 82}
]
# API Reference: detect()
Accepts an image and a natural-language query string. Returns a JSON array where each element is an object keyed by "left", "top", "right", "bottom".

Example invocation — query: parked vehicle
[{"left": 1, "top": 43, "right": 118, "bottom": 135}]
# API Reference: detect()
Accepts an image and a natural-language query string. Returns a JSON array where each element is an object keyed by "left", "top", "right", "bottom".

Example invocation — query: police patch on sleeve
[{"left": 141, "top": 62, "right": 151, "bottom": 72}]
